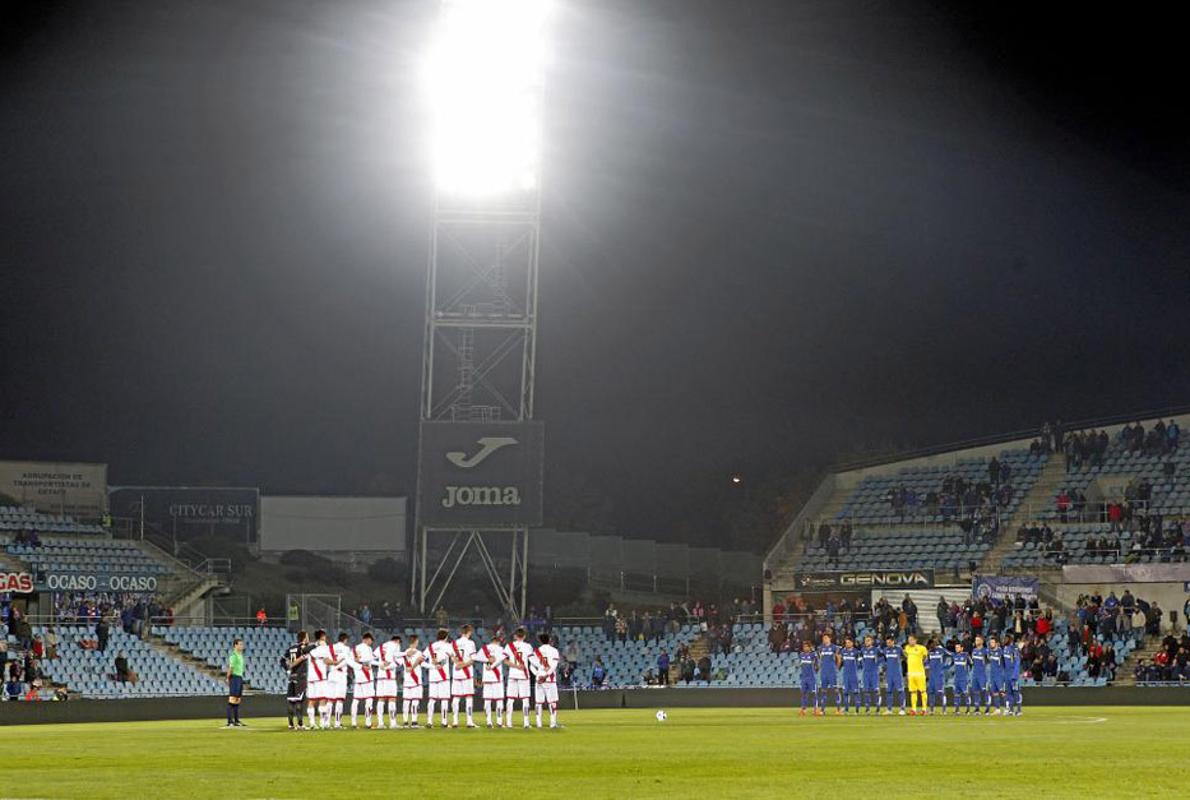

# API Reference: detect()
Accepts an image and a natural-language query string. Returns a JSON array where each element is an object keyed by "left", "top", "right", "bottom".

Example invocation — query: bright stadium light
[{"left": 427, "top": 0, "right": 550, "bottom": 196}]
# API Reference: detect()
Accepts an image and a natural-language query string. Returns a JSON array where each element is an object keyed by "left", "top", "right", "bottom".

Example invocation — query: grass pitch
[{"left": 3, "top": 706, "right": 1187, "bottom": 799}]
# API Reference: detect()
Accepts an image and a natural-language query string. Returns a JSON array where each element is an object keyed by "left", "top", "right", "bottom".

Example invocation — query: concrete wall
[{"left": 4, "top": 687, "right": 1189, "bottom": 725}]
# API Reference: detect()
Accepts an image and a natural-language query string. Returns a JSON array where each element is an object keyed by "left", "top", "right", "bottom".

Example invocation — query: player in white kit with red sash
[
  {"left": 401, "top": 634, "right": 425, "bottom": 727},
  {"left": 350, "top": 632, "right": 376, "bottom": 729},
  {"left": 503, "top": 627, "right": 534, "bottom": 729},
  {"left": 450, "top": 624, "right": 478, "bottom": 728},
  {"left": 305, "top": 630, "right": 331, "bottom": 730},
  {"left": 424, "top": 629, "right": 453, "bottom": 728},
  {"left": 327, "top": 632, "right": 352, "bottom": 728},
  {"left": 530, "top": 632, "right": 561, "bottom": 729},
  {"left": 375, "top": 634, "right": 402, "bottom": 729},
  {"left": 473, "top": 632, "right": 507, "bottom": 727}
]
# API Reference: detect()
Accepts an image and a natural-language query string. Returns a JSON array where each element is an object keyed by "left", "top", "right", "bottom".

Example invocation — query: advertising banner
[
  {"left": 0, "top": 572, "right": 36, "bottom": 594},
  {"left": 793, "top": 568, "right": 935, "bottom": 591},
  {"left": 417, "top": 421, "right": 544, "bottom": 528},
  {"left": 971, "top": 575, "right": 1040, "bottom": 602},
  {"left": 107, "top": 486, "right": 259, "bottom": 542},
  {"left": 0, "top": 461, "right": 107, "bottom": 518},
  {"left": 38, "top": 572, "right": 161, "bottom": 593}
]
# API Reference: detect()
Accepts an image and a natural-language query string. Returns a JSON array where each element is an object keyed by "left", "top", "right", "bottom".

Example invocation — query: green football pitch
[{"left": 2, "top": 706, "right": 1187, "bottom": 799}]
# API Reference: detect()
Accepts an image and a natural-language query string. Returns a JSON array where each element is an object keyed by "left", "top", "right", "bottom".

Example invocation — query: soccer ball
[{"left": 655, "top": 710, "right": 668, "bottom": 722}]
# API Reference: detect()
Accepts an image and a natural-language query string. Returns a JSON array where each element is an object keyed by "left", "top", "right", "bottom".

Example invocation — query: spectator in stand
[
  {"left": 1056, "top": 489, "right": 1071, "bottom": 522},
  {"left": 95, "top": 618, "right": 109, "bottom": 653},
  {"left": 590, "top": 656, "right": 606, "bottom": 688},
  {"left": 936, "top": 598, "right": 949, "bottom": 635},
  {"left": 602, "top": 606, "right": 617, "bottom": 642},
  {"left": 768, "top": 621, "right": 786, "bottom": 653},
  {"left": 718, "top": 624, "right": 734, "bottom": 656},
  {"left": 564, "top": 640, "right": 579, "bottom": 673},
  {"left": 114, "top": 651, "right": 136, "bottom": 684},
  {"left": 657, "top": 651, "right": 670, "bottom": 686},
  {"left": 255, "top": 607, "right": 267, "bottom": 626},
  {"left": 696, "top": 654, "right": 712, "bottom": 683},
  {"left": 902, "top": 595, "right": 918, "bottom": 634}
]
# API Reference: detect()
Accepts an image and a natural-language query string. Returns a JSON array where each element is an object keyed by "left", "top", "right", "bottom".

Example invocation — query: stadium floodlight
[{"left": 427, "top": 0, "right": 550, "bottom": 197}]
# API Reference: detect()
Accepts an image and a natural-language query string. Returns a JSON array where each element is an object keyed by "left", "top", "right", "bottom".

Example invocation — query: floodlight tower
[{"left": 412, "top": 0, "right": 549, "bottom": 618}]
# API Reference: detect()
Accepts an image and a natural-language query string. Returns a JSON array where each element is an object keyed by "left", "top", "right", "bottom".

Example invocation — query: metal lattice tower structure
[
  {"left": 411, "top": 0, "right": 548, "bottom": 618},
  {"left": 412, "top": 198, "right": 540, "bottom": 617}
]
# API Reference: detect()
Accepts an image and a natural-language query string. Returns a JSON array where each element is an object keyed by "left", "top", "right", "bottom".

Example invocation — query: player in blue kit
[
  {"left": 969, "top": 635, "right": 989, "bottom": 712},
  {"left": 880, "top": 635, "right": 906, "bottom": 715},
  {"left": 1002, "top": 634, "right": 1022, "bottom": 716},
  {"left": 949, "top": 641, "right": 973, "bottom": 715},
  {"left": 817, "top": 634, "right": 842, "bottom": 715},
  {"left": 986, "top": 636, "right": 1005, "bottom": 715},
  {"left": 859, "top": 635, "right": 882, "bottom": 713},
  {"left": 926, "top": 639, "right": 949, "bottom": 714},
  {"left": 839, "top": 636, "right": 861, "bottom": 714},
  {"left": 797, "top": 640, "right": 819, "bottom": 717}
]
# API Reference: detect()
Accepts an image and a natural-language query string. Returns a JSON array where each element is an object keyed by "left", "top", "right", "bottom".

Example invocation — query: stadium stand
[
  {"left": 0, "top": 506, "right": 104, "bottom": 535},
  {"left": 1038, "top": 427, "right": 1188, "bottom": 521},
  {"left": 154, "top": 625, "right": 291, "bottom": 694},
  {"left": 834, "top": 448, "right": 1046, "bottom": 525},
  {"left": 798, "top": 528, "right": 988, "bottom": 572},
  {"left": 4, "top": 536, "right": 173, "bottom": 578},
  {"left": 31, "top": 624, "right": 225, "bottom": 699}
]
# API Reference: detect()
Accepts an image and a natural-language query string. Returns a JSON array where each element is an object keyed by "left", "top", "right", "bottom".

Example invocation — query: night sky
[{"left": 3, "top": 1, "right": 1188, "bottom": 550}]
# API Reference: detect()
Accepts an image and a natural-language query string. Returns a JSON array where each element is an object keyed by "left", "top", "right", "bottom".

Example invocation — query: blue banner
[{"left": 972, "top": 575, "right": 1039, "bottom": 603}]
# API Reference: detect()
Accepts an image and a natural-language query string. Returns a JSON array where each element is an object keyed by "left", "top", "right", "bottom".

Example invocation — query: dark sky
[{"left": 3, "top": 0, "right": 1189, "bottom": 549}]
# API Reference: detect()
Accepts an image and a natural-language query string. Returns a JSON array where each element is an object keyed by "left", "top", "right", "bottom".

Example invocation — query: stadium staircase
[
  {"left": 670, "top": 631, "right": 713, "bottom": 683},
  {"left": 134, "top": 532, "right": 229, "bottom": 616},
  {"left": 977, "top": 454, "right": 1068, "bottom": 574},
  {"left": 143, "top": 633, "right": 251, "bottom": 692},
  {"left": 1113, "top": 636, "right": 1163, "bottom": 686}
]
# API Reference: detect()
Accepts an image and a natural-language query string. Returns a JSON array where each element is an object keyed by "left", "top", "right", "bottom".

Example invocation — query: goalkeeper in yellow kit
[{"left": 903, "top": 634, "right": 929, "bottom": 716}]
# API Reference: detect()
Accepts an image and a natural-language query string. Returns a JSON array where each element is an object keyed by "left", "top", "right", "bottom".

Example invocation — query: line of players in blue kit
[{"left": 795, "top": 631, "right": 1025, "bottom": 717}]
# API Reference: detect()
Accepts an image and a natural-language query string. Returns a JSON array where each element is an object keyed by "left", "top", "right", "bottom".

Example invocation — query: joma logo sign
[
  {"left": 840, "top": 572, "right": 929, "bottom": 586},
  {"left": 445, "top": 436, "right": 518, "bottom": 469},
  {"left": 441, "top": 485, "right": 523, "bottom": 508}
]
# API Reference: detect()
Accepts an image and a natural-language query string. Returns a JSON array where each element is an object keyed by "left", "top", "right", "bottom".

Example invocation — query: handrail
[{"left": 829, "top": 402, "right": 1190, "bottom": 473}]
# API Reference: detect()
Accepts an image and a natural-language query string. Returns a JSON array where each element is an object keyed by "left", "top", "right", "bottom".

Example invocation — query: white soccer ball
[{"left": 655, "top": 709, "right": 668, "bottom": 722}]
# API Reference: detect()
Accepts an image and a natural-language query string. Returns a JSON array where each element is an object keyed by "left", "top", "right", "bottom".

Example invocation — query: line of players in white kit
[{"left": 284, "top": 624, "right": 561, "bottom": 730}]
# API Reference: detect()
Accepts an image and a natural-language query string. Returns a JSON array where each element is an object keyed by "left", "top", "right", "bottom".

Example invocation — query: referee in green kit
[{"left": 226, "top": 638, "right": 246, "bottom": 727}]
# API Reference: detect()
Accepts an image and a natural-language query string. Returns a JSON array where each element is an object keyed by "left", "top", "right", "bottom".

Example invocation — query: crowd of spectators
[
  {"left": 1033, "top": 418, "right": 1180, "bottom": 465},
  {"left": 53, "top": 591, "right": 170, "bottom": 635},
  {"left": 1, "top": 601, "right": 63, "bottom": 701},
  {"left": 1118, "top": 419, "right": 1181, "bottom": 457},
  {"left": 1135, "top": 628, "right": 1190, "bottom": 683},
  {"left": 878, "top": 467, "right": 1016, "bottom": 525},
  {"left": 586, "top": 598, "right": 758, "bottom": 688}
]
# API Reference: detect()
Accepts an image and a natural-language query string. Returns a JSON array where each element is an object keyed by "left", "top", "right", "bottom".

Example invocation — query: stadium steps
[
  {"left": 133, "top": 537, "right": 227, "bottom": 610},
  {"left": 1114, "top": 636, "right": 1162, "bottom": 686},
  {"left": 977, "top": 455, "right": 1067, "bottom": 574},
  {"left": 143, "top": 632, "right": 260, "bottom": 693}
]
